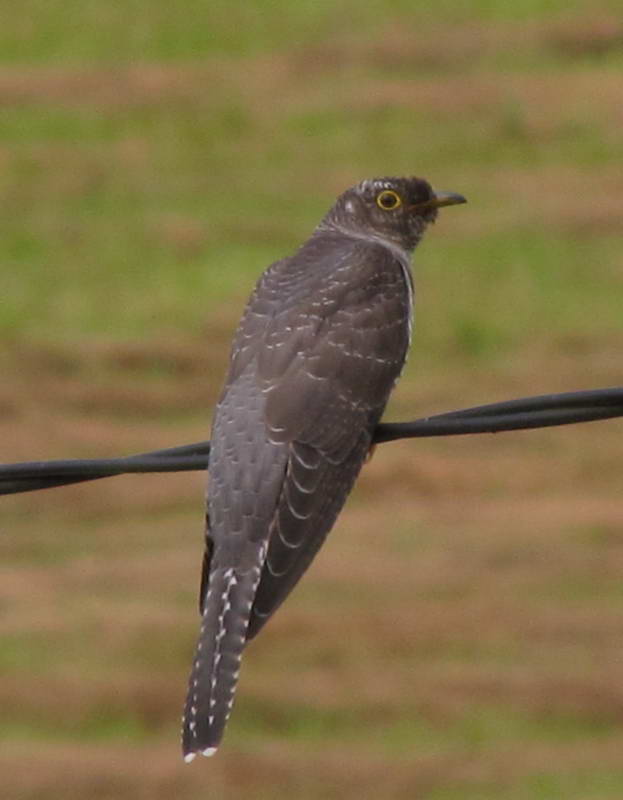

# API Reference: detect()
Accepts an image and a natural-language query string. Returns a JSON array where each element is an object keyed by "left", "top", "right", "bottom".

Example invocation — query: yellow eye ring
[{"left": 376, "top": 189, "right": 402, "bottom": 211}]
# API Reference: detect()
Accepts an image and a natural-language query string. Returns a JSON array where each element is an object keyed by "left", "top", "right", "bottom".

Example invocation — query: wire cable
[{"left": 1, "top": 386, "right": 622, "bottom": 496}]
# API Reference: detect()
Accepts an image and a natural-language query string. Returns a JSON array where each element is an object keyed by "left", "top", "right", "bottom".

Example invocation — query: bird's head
[{"left": 321, "top": 176, "right": 466, "bottom": 253}]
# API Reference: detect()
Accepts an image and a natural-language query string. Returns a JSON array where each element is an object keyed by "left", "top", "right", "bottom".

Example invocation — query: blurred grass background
[{"left": 1, "top": 2, "right": 623, "bottom": 798}]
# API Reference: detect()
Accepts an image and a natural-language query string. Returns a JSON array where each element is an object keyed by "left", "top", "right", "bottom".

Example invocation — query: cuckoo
[{"left": 182, "top": 176, "right": 466, "bottom": 761}]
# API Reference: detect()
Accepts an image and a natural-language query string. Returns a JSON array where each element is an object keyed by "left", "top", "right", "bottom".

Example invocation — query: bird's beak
[
  {"left": 429, "top": 191, "right": 467, "bottom": 209},
  {"left": 411, "top": 191, "right": 467, "bottom": 212}
]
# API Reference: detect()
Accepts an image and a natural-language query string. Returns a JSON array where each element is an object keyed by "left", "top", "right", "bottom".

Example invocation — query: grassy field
[{"left": 2, "top": 2, "right": 623, "bottom": 798}]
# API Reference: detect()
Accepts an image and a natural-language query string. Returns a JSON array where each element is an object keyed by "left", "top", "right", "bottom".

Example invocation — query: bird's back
[{"left": 184, "top": 224, "right": 414, "bottom": 760}]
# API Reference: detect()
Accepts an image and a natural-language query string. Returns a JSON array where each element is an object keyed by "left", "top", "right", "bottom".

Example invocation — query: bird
[{"left": 181, "top": 176, "right": 466, "bottom": 762}]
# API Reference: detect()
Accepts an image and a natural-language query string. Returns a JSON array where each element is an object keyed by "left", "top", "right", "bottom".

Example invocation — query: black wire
[
  {"left": 374, "top": 387, "right": 623, "bottom": 442},
  {"left": 1, "top": 387, "right": 622, "bottom": 496}
]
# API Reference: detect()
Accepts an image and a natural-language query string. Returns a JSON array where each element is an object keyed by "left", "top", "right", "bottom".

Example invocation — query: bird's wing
[
  {"left": 246, "top": 238, "right": 413, "bottom": 637},
  {"left": 246, "top": 436, "right": 370, "bottom": 639}
]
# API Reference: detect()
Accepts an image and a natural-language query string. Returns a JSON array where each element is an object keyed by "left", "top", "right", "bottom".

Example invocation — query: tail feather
[{"left": 182, "top": 563, "right": 261, "bottom": 761}]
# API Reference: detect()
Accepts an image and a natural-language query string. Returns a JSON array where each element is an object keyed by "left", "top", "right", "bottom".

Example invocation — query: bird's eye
[{"left": 376, "top": 190, "right": 402, "bottom": 211}]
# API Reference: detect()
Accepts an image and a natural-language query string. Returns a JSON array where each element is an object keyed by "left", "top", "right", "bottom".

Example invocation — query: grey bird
[{"left": 182, "top": 176, "right": 466, "bottom": 761}]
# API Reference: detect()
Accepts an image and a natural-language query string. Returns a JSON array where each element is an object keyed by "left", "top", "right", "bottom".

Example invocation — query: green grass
[
  {"left": 3, "top": 86, "right": 621, "bottom": 347},
  {"left": 429, "top": 770, "right": 623, "bottom": 800},
  {"left": 5, "top": 1, "right": 622, "bottom": 64}
]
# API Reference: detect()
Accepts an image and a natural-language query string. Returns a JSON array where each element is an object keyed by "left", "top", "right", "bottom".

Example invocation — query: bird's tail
[{"left": 181, "top": 563, "right": 260, "bottom": 762}]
